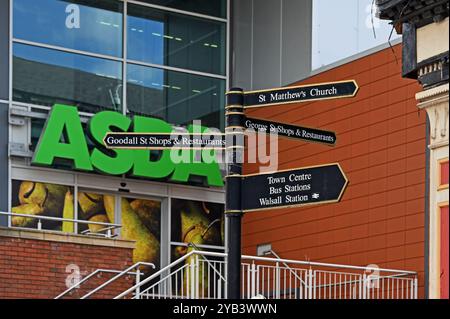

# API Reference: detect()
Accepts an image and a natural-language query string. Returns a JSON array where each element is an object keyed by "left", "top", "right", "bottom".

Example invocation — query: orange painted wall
[{"left": 242, "top": 45, "right": 426, "bottom": 297}]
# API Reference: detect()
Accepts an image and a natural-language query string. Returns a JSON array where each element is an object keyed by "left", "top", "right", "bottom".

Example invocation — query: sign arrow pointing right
[
  {"left": 241, "top": 163, "right": 348, "bottom": 213},
  {"left": 243, "top": 80, "right": 359, "bottom": 109}
]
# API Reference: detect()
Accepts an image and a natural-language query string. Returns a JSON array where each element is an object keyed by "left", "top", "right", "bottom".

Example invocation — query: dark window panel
[
  {"left": 170, "top": 198, "right": 224, "bottom": 247},
  {"left": 13, "top": 0, "right": 123, "bottom": 57},
  {"left": 127, "top": 63, "right": 225, "bottom": 130},
  {"left": 0, "top": 0, "right": 9, "bottom": 100},
  {"left": 138, "top": 0, "right": 226, "bottom": 19},
  {"left": 128, "top": 4, "right": 226, "bottom": 75},
  {"left": 13, "top": 43, "right": 123, "bottom": 114}
]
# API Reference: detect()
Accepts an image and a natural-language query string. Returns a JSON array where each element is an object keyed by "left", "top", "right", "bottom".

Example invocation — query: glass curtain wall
[{"left": 12, "top": 0, "right": 227, "bottom": 130}]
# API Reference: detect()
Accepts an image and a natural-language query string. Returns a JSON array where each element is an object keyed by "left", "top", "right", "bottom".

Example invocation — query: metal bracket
[
  {"left": 9, "top": 142, "right": 33, "bottom": 158},
  {"left": 9, "top": 105, "right": 90, "bottom": 123}
]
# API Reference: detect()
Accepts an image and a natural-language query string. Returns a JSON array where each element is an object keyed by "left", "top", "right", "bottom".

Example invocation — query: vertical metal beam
[
  {"left": 0, "top": 0, "right": 9, "bottom": 227},
  {"left": 225, "top": 87, "right": 245, "bottom": 299},
  {"left": 0, "top": 0, "right": 8, "bottom": 101},
  {"left": 0, "top": 102, "right": 7, "bottom": 227}
]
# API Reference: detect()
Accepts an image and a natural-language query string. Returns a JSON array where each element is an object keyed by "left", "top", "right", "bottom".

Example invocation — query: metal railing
[
  {"left": 114, "top": 250, "right": 227, "bottom": 299},
  {"left": 0, "top": 211, "right": 122, "bottom": 238},
  {"left": 55, "top": 262, "right": 155, "bottom": 299},
  {"left": 111, "top": 250, "right": 418, "bottom": 300},
  {"left": 241, "top": 254, "right": 418, "bottom": 299},
  {"left": 55, "top": 269, "right": 139, "bottom": 299}
]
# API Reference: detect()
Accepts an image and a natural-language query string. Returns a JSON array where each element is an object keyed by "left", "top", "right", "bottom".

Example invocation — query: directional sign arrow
[
  {"left": 244, "top": 117, "right": 337, "bottom": 146},
  {"left": 241, "top": 163, "right": 348, "bottom": 213},
  {"left": 243, "top": 80, "right": 358, "bottom": 109}
]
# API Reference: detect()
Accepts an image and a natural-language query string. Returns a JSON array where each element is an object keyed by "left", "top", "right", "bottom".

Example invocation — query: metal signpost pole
[{"left": 225, "top": 88, "right": 245, "bottom": 299}]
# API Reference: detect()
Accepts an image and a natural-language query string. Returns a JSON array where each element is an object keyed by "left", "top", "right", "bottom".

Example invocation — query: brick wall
[
  {"left": 0, "top": 229, "right": 135, "bottom": 299},
  {"left": 243, "top": 45, "right": 427, "bottom": 297}
]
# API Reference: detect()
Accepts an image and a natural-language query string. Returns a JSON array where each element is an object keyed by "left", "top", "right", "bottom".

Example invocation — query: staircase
[{"left": 56, "top": 250, "right": 418, "bottom": 299}]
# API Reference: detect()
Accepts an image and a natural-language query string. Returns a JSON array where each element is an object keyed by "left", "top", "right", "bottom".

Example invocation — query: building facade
[
  {"left": 0, "top": 0, "right": 446, "bottom": 299},
  {"left": 377, "top": 0, "right": 449, "bottom": 299},
  {"left": 0, "top": 0, "right": 229, "bottom": 298}
]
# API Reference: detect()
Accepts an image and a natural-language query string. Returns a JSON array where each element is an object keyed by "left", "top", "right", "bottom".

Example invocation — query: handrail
[
  {"left": 80, "top": 262, "right": 155, "bottom": 299},
  {"left": 189, "top": 243, "right": 227, "bottom": 282},
  {"left": 267, "top": 250, "right": 307, "bottom": 287},
  {"left": 0, "top": 211, "right": 122, "bottom": 238},
  {"left": 137, "top": 247, "right": 227, "bottom": 298},
  {"left": 114, "top": 250, "right": 227, "bottom": 299},
  {"left": 115, "top": 250, "right": 417, "bottom": 299},
  {"left": 54, "top": 269, "right": 139, "bottom": 299},
  {"left": 137, "top": 263, "right": 190, "bottom": 299},
  {"left": 241, "top": 254, "right": 417, "bottom": 275}
]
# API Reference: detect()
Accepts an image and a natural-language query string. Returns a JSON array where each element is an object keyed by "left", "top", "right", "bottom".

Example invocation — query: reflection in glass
[
  {"left": 77, "top": 192, "right": 114, "bottom": 236},
  {"left": 13, "top": 43, "right": 123, "bottom": 113},
  {"left": 137, "top": 0, "right": 227, "bottom": 19},
  {"left": 170, "top": 198, "right": 224, "bottom": 298},
  {"left": 171, "top": 198, "right": 224, "bottom": 251},
  {"left": 128, "top": 4, "right": 226, "bottom": 75},
  {"left": 170, "top": 244, "right": 226, "bottom": 298},
  {"left": 13, "top": 0, "right": 123, "bottom": 57},
  {"left": 127, "top": 63, "right": 225, "bottom": 130},
  {"left": 11, "top": 180, "right": 74, "bottom": 232},
  {"left": 121, "top": 197, "right": 161, "bottom": 272}
]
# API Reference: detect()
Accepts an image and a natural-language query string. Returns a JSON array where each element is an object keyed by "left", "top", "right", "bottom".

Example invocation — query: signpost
[
  {"left": 225, "top": 80, "right": 358, "bottom": 299},
  {"left": 241, "top": 164, "right": 348, "bottom": 212},
  {"left": 105, "top": 79, "right": 359, "bottom": 299}
]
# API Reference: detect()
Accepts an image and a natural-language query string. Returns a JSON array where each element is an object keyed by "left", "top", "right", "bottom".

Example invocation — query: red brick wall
[
  {"left": 243, "top": 45, "right": 426, "bottom": 297},
  {"left": 0, "top": 234, "right": 134, "bottom": 299}
]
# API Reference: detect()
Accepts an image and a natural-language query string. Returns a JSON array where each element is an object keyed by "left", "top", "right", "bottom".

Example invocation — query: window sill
[{"left": 0, "top": 226, "right": 135, "bottom": 249}]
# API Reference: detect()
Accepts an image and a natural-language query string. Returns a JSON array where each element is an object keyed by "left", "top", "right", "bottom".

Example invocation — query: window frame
[
  {"left": 7, "top": 0, "right": 230, "bottom": 271},
  {"left": 10, "top": 0, "right": 229, "bottom": 126},
  {"left": 9, "top": 163, "right": 226, "bottom": 271}
]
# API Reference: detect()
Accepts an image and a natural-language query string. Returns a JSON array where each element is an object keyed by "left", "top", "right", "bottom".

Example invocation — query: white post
[
  {"left": 313, "top": 271, "right": 317, "bottom": 299},
  {"left": 362, "top": 274, "right": 367, "bottom": 299},
  {"left": 251, "top": 263, "right": 256, "bottom": 298},
  {"left": 276, "top": 262, "right": 280, "bottom": 299},
  {"left": 308, "top": 269, "right": 313, "bottom": 299},
  {"left": 190, "top": 258, "right": 195, "bottom": 298},
  {"left": 414, "top": 278, "right": 418, "bottom": 299},
  {"left": 194, "top": 255, "right": 199, "bottom": 299},
  {"left": 359, "top": 275, "right": 363, "bottom": 299},
  {"left": 135, "top": 269, "right": 141, "bottom": 299}
]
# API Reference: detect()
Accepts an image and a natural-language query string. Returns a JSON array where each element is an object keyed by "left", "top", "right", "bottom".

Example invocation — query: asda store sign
[{"left": 32, "top": 104, "right": 224, "bottom": 187}]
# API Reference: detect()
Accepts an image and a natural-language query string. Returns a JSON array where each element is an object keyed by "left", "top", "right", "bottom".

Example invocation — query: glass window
[
  {"left": 77, "top": 194, "right": 161, "bottom": 271},
  {"left": 171, "top": 198, "right": 224, "bottom": 249},
  {"left": 127, "top": 63, "right": 225, "bottom": 130},
  {"left": 13, "top": 0, "right": 123, "bottom": 57},
  {"left": 138, "top": 0, "right": 227, "bottom": 19},
  {"left": 11, "top": 180, "right": 74, "bottom": 232},
  {"left": 312, "top": 0, "right": 401, "bottom": 70},
  {"left": 120, "top": 197, "right": 161, "bottom": 272},
  {"left": 13, "top": 43, "right": 123, "bottom": 114},
  {"left": 77, "top": 192, "right": 115, "bottom": 236},
  {"left": 128, "top": 4, "right": 226, "bottom": 75}
]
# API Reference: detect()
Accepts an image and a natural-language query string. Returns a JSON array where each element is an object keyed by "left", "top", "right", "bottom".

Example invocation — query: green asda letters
[{"left": 32, "top": 104, "right": 224, "bottom": 187}]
